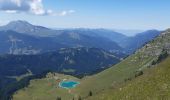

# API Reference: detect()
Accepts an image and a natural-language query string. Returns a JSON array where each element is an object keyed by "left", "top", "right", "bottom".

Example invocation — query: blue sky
[{"left": 0, "top": 0, "right": 170, "bottom": 30}]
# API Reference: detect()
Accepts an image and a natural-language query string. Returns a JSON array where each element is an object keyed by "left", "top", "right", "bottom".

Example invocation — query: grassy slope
[
  {"left": 13, "top": 29, "right": 170, "bottom": 100},
  {"left": 72, "top": 53, "right": 154, "bottom": 96},
  {"left": 72, "top": 29, "right": 170, "bottom": 97},
  {"left": 87, "top": 57, "right": 170, "bottom": 100}
]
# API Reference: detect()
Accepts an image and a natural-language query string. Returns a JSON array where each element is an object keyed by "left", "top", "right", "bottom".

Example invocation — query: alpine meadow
[{"left": 0, "top": 0, "right": 170, "bottom": 100}]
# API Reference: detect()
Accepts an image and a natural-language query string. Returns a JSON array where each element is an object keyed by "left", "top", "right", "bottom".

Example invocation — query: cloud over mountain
[
  {"left": 0, "top": 0, "right": 52, "bottom": 15},
  {"left": 0, "top": 0, "right": 75, "bottom": 16}
]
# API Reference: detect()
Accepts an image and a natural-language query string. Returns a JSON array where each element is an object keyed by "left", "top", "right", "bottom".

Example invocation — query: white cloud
[
  {"left": 0, "top": 0, "right": 45, "bottom": 15},
  {"left": 0, "top": 0, "right": 75, "bottom": 16},
  {"left": 0, "top": 0, "right": 29, "bottom": 12},
  {"left": 29, "top": 0, "right": 45, "bottom": 15},
  {"left": 46, "top": 9, "right": 53, "bottom": 15},
  {"left": 59, "top": 10, "right": 75, "bottom": 16},
  {"left": 5, "top": 10, "right": 18, "bottom": 13}
]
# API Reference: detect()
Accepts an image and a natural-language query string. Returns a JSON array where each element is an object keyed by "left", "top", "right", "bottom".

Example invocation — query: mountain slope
[
  {"left": 65, "top": 29, "right": 127, "bottom": 43},
  {"left": 0, "top": 47, "right": 123, "bottom": 100},
  {"left": 0, "top": 20, "right": 59, "bottom": 37},
  {"left": 0, "top": 30, "right": 123, "bottom": 55},
  {"left": 0, "top": 21, "right": 124, "bottom": 54},
  {"left": 0, "top": 20, "right": 161, "bottom": 55},
  {"left": 87, "top": 56, "right": 170, "bottom": 100},
  {"left": 12, "top": 29, "right": 169, "bottom": 100},
  {"left": 0, "top": 47, "right": 121, "bottom": 77},
  {"left": 119, "top": 30, "right": 161, "bottom": 53},
  {"left": 68, "top": 29, "right": 161, "bottom": 54},
  {"left": 72, "top": 29, "right": 168, "bottom": 98},
  {"left": 0, "top": 30, "right": 67, "bottom": 54},
  {"left": 54, "top": 31, "right": 123, "bottom": 52}
]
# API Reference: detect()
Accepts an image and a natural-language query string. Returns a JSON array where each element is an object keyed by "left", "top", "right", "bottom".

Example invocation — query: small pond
[{"left": 59, "top": 80, "right": 80, "bottom": 89}]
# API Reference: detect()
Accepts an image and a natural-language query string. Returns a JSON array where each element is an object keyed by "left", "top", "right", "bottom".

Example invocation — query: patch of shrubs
[
  {"left": 135, "top": 71, "right": 144, "bottom": 78},
  {"left": 152, "top": 49, "right": 169, "bottom": 66},
  {"left": 157, "top": 49, "right": 169, "bottom": 63}
]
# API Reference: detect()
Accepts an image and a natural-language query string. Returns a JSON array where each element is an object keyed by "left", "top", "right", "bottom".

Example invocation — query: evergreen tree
[
  {"left": 157, "top": 49, "right": 168, "bottom": 63},
  {"left": 89, "top": 91, "right": 93, "bottom": 96},
  {"left": 78, "top": 96, "right": 82, "bottom": 100},
  {"left": 56, "top": 96, "right": 61, "bottom": 100}
]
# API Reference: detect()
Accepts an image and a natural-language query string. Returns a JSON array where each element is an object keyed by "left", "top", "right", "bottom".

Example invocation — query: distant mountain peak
[
  {"left": 0, "top": 20, "right": 55, "bottom": 36},
  {"left": 6, "top": 20, "right": 33, "bottom": 27}
]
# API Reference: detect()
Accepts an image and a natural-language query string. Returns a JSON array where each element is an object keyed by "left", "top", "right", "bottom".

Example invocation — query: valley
[
  {"left": 0, "top": 1, "right": 169, "bottom": 100},
  {"left": 11, "top": 28, "right": 170, "bottom": 99},
  {"left": 0, "top": 21, "right": 168, "bottom": 100}
]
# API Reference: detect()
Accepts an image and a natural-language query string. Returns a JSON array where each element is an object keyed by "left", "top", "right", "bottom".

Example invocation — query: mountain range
[
  {"left": 0, "top": 20, "right": 161, "bottom": 55},
  {"left": 85, "top": 28, "right": 170, "bottom": 100},
  {"left": 0, "top": 20, "right": 164, "bottom": 100},
  {"left": 11, "top": 28, "right": 170, "bottom": 100}
]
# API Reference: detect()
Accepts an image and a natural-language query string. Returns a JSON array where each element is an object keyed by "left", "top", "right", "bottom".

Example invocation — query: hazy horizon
[{"left": 0, "top": 20, "right": 155, "bottom": 36}]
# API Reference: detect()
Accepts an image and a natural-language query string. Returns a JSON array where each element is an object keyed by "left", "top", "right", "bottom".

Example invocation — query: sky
[{"left": 0, "top": 0, "right": 170, "bottom": 31}]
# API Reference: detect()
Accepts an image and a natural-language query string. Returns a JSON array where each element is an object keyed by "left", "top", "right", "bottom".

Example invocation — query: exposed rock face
[
  {"left": 137, "top": 29, "right": 170, "bottom": 59},
  {"left": 8, "top": 35, "right": 41, "bottom": 55}
]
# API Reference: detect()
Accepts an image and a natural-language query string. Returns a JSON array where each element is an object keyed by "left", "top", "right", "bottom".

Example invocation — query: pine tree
[
  {"left": 78, "top": 96, "right": 82, "bottom": 100},
  {"left": 89, "top": 91, "right": 93, "bottom": 96},
  {"left": 56, "top": 96, "right": 61, "bottom": 100}
]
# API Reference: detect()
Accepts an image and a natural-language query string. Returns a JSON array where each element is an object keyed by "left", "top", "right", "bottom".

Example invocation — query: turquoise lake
[{"left": 59, "top": 81, "right": 80, "bottom": 89}]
